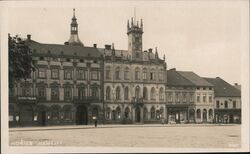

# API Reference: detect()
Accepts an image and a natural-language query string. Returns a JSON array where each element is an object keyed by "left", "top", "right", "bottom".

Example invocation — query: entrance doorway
[
  {"left": 135, "top": 107, "right": 141, "bottom": 122},
  {"left": 229, "top": 114, "right": 234, "bottom": 123},
  {"left": 76, "top": 105, "right": 88, "bottom": 125}
]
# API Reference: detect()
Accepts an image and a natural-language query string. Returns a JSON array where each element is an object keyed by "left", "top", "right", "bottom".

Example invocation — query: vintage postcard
[{"left": 0, "top": 0, "right": 249, "bottom": 153}]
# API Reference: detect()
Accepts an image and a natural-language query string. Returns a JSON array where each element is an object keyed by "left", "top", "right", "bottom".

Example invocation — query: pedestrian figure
[
  {"left": 161, "top": 118, "right": 165, "bottom": 125},
  {"left": 95, "top": 119, "right": 98, "bottom": 127}
]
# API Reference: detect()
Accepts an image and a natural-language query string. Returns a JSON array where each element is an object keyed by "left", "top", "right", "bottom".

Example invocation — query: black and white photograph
[{"left": 0, "top": 0, "right": 249, "bottom": 153}]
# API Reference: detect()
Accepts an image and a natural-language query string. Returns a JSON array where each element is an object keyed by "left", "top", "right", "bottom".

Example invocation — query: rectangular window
[
  {"left": 135, "top": 71, "right": 140, "bottom": 80},
  {"left": 233, "top": 101, "right": 236, "bottom": 108},
  {"left": 38, "top": 68, "right": 46, "bottom": 78},
  {"left": 22, "top": 87, "right": 31, "bottom": 96},
  {"left": 77, "top": 69, "right": 86, "bottom": 80},
  {"left": 183, "top": 93, "right": 186, "bottom": 102},
  {"left": 92, "top": 71, "right": 98, "bottom": 80},
  {"left": 51, "top": 87, "right": 59, "bottom": 100},
  {"left": 225, "top": 101, "right": 228, "bottom": 108},
  {"left": 38, "top": 87, "right": 46, "bottom": 99},
  {"left": 209, "top": 95, "right": 212, "bottom": 103},
  {"left": 176, "top": 93, "right": 180, "bottom": 102},
  {"left": 64, "top": 87, "right": 72, "bottom": 100},
  {"left": 143, "top": 72, "right": 147, "bottom": 80},
  {"left": 203, "top": 94, "right": 206, "bottom": 103},
  {"left": 150, "top": 72, "right": 154, "bottom": 80},
  {"left": 197, "top": 94, "right": 200, "bottom": 103},
  {"left": 216, "top": 101, "right": 220, "bottom": 108},
  {"left": 64, "top": 69, "right": 72, "bottom": 80},
  {"left": 115, "top": 71, "right": 120, "bottom": 80},
  {"left": 168, "top": 93, "right": 173, "bottom": 102},
  {"left": 190, "top": 93, "right": 193, "bottom": 102},
  {"left": 124, "top": 71, "right": 129, "bottom": 80},
  {"left": 106, "top": 70, "right": 111, "bottom": 79},
  {"left": 159, "top": 72, "right": 164, "bottom": 81},
  {"left": 51, "top": 69, "right": 59, "bottom": 79}
]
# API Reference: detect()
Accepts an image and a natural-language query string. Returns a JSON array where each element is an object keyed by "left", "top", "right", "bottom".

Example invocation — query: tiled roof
[
  {"left": 203, "top": 77, "right": 241, "bottom": 97},
  {"left": 167, "top": 70, "right": 213, "bottom": 87},
  {"left": 167, "top": 70, "right": 195, "bottom": 86},
  {"left": 177, "top": 71, "right": 214, "bottom": 87},
  {"left": 26, "top": 40, "right": 102, "bottom": 58}
]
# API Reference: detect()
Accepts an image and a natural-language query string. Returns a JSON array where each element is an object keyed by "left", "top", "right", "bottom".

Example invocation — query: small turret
[{"left": 155, "top": 47, "right": 158, "bottom": 59}]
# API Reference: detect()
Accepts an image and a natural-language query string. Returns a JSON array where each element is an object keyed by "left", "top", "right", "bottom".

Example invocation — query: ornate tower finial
[
  {"left": 67, "top": 8, "right": 84, "bottom": 46},
  {"left": 73, "top": 8, "right": 75, "bottom": 18},
  {"left": 127, "top": 20, "right": 130, "bottom": 29},
  {"left": 163, "top": 54, "right": 165, "bottom": 60},
  {"left": 131, "top": 17, "right": 134, "bottom": 26},
  {"left": 140, "top": 19, "right": 143, "bottom": 28},
  {"left": 155, "top": 47, "right": 158, "bottom": 59}
]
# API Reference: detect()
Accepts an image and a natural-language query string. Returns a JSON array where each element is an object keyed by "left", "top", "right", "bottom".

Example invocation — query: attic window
[
  {"left": 39, "top": 57, "right": 44, "bottom": 60},
  {"left": 66, "top": 58, "right": 70, "bottom": 62},
  {"left": 197, "top": 87, "right": 200, "bottom": 90},
  {"left": 209, "top": 87, "right": 212, "bottom": 90},
  {"left": 80, "top": 59, "right": 84, "bottom": 63},
  {"left": 203, "top": 87, "right": 206, "bottom": 90},
  {"left": 93, "top": 60, "right": 98, "bottom": 63}
]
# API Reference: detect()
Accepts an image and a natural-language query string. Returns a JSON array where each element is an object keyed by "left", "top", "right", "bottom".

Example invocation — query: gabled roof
[
  {"left": 203, "top": 77, "right": 241, "bottom": 97},
  {"left": 167, "top": 70, "right": 213, "bottom": 87},
  {"left": 26, "top": 40, "right": 101, "bottom": 58}
]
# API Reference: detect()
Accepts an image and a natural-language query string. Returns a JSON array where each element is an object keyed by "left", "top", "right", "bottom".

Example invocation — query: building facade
[
  {"left": 166, "top": 69, "right": 214, "bottom": 124},
  {"left": 99, "top": 18, "right": 167, "bottom": 124},
  {"left": 9, "top": 10, "right": 104, "bottom": 127}
]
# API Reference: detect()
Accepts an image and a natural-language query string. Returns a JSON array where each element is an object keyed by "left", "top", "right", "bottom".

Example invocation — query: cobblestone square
[{"left": 9, "top": 124, "right": 241, "bottom": 148}]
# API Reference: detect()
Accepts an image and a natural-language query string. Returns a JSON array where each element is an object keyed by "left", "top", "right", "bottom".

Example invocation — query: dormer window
[
  {"left": 66, "top": 58, "right": 70, "bottom": 62},
  {"left": 80, "top": 59, "right": 84, "bottom": 63}
]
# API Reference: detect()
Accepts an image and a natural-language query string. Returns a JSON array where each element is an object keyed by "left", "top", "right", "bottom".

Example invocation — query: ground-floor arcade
[{"left": 9, "top": 102, "right": 104, "bottom": 127}]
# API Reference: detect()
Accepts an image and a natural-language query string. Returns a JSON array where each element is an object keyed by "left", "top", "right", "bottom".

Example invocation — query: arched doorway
[
  {"left": 76, "top": 105, "right": 88, "bottom": 125},
  {"left": 37, "top": 105, "right": 48, "bottom": 126},
  {"left": 203, "top": 109, "right": 207, "bottom": 122},
  {"left": 189, "top": 109, "right": 195, "bottom": 123},
  {"left": 135, "top": 107, "right": 141, "bottom": 122},
  {"left": 19, "top": 105, "right": 33, "bottom": 126}
]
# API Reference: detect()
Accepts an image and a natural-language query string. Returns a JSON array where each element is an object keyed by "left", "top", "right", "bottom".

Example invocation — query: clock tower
[{"left": 127, "top": 17, "right": 143, "bottom": 60}]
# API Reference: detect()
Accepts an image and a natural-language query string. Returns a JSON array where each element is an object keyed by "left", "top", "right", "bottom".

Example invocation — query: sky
[{"left": 7, "top": 0, "right": 248, "bottom": 85}]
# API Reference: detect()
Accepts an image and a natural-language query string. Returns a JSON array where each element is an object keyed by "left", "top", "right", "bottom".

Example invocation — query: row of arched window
[
  {"left": 106, "top": 66, "right": 164, "bottom": 81},
  {"left": 106, "top": 106, "right": 164, "bottom": 120},
  {"left": 105, "top": 86, "right": 165, "bottom": 101}
]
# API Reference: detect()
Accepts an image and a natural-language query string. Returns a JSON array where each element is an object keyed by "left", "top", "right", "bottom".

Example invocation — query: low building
[
  {"left": 166, "top": 69, "right": 214, "bottom": 124},
  {"left": 204, "top": 77, "right": 241, "bottom": 124}
]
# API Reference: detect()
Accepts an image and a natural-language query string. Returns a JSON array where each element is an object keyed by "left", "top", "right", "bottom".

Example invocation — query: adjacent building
[
  {"left": 204, "top": 77, "right": 241, "bottom": 123},
  {"left": 166, "top": 69, "right": 214, "bottom": 124}
]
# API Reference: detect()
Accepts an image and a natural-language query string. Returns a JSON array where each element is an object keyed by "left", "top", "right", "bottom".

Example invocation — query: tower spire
[
  {"left": 73, "top": 8, "right": 76, "bottom": 18},
  {"left": 134, "top": 7, "right": 136, "bottom": 24}
]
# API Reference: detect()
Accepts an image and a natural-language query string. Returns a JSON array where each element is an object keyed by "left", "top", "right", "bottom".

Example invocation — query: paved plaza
[{"left": 9, "top": 124, "right": 241, "bottom": 148}]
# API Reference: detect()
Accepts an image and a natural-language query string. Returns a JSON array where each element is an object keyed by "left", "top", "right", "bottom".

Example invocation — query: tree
[{"left": 8, "top": 34, "right": 35, "bottom": 89}]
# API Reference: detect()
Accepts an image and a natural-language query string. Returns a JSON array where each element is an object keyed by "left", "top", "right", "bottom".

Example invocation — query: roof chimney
[
  {"left": 93, "top": 44, "right": 97, "bottom": 48},
  {"left": 27, "top": 34, "right": 31, "bottom": 40},
  {"left": 170, "top": 68, "right": 176, "bottom": 71},
  {"left": 148, "top": 48, "right": 152, "bottom": 53},
  {"left": 234, "top": 83, "right": 238, "bottom": 86},
  {"left": 105, "top": 44, "right": 111, "bottom": 50}
]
